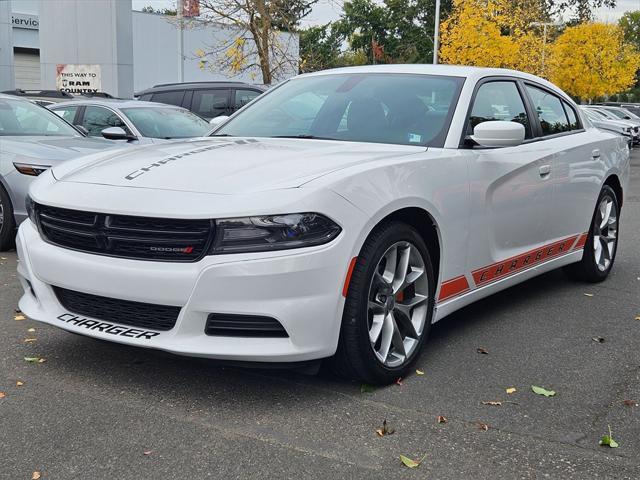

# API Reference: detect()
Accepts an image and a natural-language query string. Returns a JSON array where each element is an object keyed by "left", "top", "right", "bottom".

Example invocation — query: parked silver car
[
  {"left": 0, "top": 94, "right": 115, "bottom": 250},
  {"left": 580, "top": 107, "right": 638, "bottom": 144},
  {"left": 49, "top": 99, "right": 212, "bottom": 145}
]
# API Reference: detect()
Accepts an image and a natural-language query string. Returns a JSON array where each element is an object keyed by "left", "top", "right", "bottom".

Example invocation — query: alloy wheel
[
  {"left": 367, "top": 241, "right": 429, "bottom": 367},
  {"left": 593, "top": 195, "right": 618, "bottom": 272}
]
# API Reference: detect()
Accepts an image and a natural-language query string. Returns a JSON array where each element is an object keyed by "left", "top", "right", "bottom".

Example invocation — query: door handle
[
  {"left": 539, "top": 165, "right": 551, "bottom": 177},
  {"left": 592, "top": 149, "right": 601, "bottom": 159}
]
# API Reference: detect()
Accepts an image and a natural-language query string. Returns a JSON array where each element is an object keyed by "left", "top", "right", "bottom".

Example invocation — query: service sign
[{"left": 56, "top": 64, "right": 102, "bottom": 94}]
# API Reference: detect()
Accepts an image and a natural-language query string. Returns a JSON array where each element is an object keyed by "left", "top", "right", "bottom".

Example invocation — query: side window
[
  {"left": 525, "top": 85, "right": 570, "bottom": 136},
  {"left": 563, "top": 101, "right": 580, "bottom": 130},
  {"left": 150, "top": 90, "right": 185, "bottom": 107},
  {"left": 82, "top": 106, "right": 128, "bottom": 137},
  {"left": 192, "top": 89, "right": 230, "bottom": 120},
  {"left": 468, "top": 81, "right": 531, "bottom": 138},
  {"left": 53, "top": 106, "right": 79, "bottom": 124},
  {"left": 234, "top": 89, "right": 261, "bottom": 110}
]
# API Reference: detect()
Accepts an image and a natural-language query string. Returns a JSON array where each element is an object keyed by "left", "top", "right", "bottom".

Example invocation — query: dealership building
[{"left": 0, "top": 0, "right": 299, "bottom": 97}]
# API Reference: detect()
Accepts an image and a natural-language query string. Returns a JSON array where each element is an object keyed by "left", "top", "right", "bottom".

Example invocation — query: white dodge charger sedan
[{"left": 16, "top": 65, "right": 629, "bottom": 384}]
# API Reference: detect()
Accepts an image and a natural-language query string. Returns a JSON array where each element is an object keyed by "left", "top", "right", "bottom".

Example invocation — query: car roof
[
  {"left": 136, "top": 81, "right": 267, "bottom": 96},
  {"left": 49, "top": 98, "right": 186, "bottom": 109}
]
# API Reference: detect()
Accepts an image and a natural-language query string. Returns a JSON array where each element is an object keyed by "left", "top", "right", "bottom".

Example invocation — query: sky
[{"left": 131, "top": 0, "right": 640, "bottom": 26}]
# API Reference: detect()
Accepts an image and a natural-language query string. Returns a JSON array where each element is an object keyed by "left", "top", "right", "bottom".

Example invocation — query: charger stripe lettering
[{"left": 57, "top": 313, "right": 160, "bottom": 339}]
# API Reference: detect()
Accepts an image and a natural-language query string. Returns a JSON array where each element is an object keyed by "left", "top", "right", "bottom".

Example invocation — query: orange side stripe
[
  {"left": 573, "top": 232, "right": 588, "bottom": 250},
  {"left": 342, "top": 257, "right": 358, "bottom": 298},
  {"left": 438, "top": 275, "right": 470, "bottom": 302}
]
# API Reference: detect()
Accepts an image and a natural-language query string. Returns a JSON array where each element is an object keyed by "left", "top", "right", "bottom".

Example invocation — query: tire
[
  {"left": 564, "top": 185, "right": 619, "bottom": 283},
  {"left": 0, "top": 185, "right": 16, "bottom": 251},
  {"left": 330, "top": 221, "right": 435, "bottom": 384}
]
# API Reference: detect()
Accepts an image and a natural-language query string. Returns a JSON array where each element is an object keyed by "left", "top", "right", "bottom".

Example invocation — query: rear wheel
[
  {"left": 0, "top": 186, "right": 16, "bottom": 251},
  {"left": 330, "top": 222, "right": 435, "bottom": 384},
  {"left": 564, "top": 185, "right": 619, "bottom": 282}
]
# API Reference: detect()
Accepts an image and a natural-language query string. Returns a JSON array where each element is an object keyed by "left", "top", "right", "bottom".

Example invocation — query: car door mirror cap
[
  {"left": 471, "top": 121, "right": 525, "bottom": 148},
  {"left": 101, "top": 126, "right": 136, "bottom": 141},
  {"left": 210, "top": 115, "right": 230, "bottom": 127}
]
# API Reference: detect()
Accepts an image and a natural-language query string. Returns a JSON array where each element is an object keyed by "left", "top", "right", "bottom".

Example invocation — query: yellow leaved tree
[{"left": 548, "top": 23, "right": 640, "bottom": 101}]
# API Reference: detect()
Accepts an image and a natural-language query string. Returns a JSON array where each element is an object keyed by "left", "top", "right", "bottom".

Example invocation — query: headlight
[
  {"left": 25, "top": 196, "right": 37, "bottom": 224},
  {"left": 211, "top": 213, "right": 341, "bottom": 254}
]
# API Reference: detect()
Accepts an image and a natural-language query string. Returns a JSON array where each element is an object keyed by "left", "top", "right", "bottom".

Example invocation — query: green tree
[{"left": 619, "top": 11, "right": 640, "bottom": 50}]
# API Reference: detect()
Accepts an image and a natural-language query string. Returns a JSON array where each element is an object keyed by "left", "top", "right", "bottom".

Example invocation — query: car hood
[
  {"left": 52, "top": 137, "right": 425, "bottom": 194},
  {"left": 2, "top": 135, "right": 115, "bottom": 163}
]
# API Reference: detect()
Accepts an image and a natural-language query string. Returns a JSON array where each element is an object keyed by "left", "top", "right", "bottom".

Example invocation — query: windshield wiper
[{"left": 270, "top": 134, "right": 338, "bottom": 140}]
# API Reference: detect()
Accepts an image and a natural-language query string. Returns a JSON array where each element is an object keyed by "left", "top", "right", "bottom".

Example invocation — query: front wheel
[
  {"left": 330, "top": 222, "right": 435, "bottom": 384},
  {"left": 564, "top": 185, "right": 619, "bottom": 282}
]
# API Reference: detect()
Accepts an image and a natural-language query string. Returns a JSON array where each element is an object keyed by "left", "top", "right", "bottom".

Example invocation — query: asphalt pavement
[{"left": 1, "top": 153, "right": 640, "bottom": 479}]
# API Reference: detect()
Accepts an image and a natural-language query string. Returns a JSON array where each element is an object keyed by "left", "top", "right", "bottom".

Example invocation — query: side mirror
[
  {"left": 471, "top": 121, "right": 525, "bottom": 148},
  {"left": 101, "top": 126, "right": 134, "bottom": 141},
  {"left": 75, "top": 125, "right": 89, "bottom": 136},
  {"left": 209, "top": 115, "right": 229, "bottom": 127}
]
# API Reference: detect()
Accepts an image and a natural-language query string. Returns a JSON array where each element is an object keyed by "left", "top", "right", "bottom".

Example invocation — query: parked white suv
[{"left": 17, "top": 65, "right": 629, "bottom": 384}]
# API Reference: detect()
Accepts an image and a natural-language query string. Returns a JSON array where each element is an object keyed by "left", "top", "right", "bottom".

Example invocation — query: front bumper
[{"left": 16, "top": 219, "right": 353, "bottom": 362}]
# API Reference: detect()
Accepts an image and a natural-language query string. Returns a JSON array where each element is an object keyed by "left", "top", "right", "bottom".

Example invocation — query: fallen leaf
[
  {"left": 376, "top": 419, "right": 395, "bottom": 437},
  {"left": 400, "top": 453, "right": 426, "bottom": 468},
  {"left": 24, "top": 357, "right": 45, "bottom": 364},
  {"left": 635, "top": 316, "right": 640, "bottom": 321},
  {"left": 481, "top": 401, "right": 502, "bottom": 406},
  {"left": 375, "top": 429, "right": 384, "bottom": 437},
  {"left": 506, "top": 387, "right": 517, "bottom": 394},
  {"left": 477, "top": 422, "right": 490, "bottom": 431},
  {"left": 416, "top": 369, "right": 424, "bottom": 375},
  {"left": 599, "top": 425, "right": 619, "bottom": 448},
  {"left": 143, "top": 450, "right": 153, "bottom": 456},
  {"left": 27, "top": 328, "right": 36, "bottom": 333},
  {"left": 32, "top": 472, "right": 41, "bottom": 480},
  {"left": 360, "top": 384, "right": 375, "bottom": 394},
  {"left": 16, "top": 381, "right": 24, "bottom": 387},
  {"left": 395, "top": 377, "right": 403, "bottom": 386},
  {"left": 592, "top": 337, "right": 605, "bottom": 343},
  {"left": 437, "top": 415, "right": 447, "bottom": 424},
  {"left": 14, "top": 314, "right": 26, "bottom": 321},
  {"left": 623, "top": 400, "right": 638, "bottom": 407},
  {"left": 0, "top": 392, "right": 6, "bottom": 399},
  {"left": 584, "top": 293, "right": 594, "bottom": 297},
  {"left": 38, "top": 358, "right": 46, "bottom": 363},
  {"left": 24, "top": 338, "right": 37, "bottom": 343},
  {"left": 531, "top": 385, "right": 556, "bottom": 397},
  {"left": 476, "top": 347, "right": 489, "bottom": 354}
]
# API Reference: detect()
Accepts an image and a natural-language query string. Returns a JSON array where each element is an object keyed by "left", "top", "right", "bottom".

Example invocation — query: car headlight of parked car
[{"left": 211, "top": 213, "right": 341, "bottom": 254}]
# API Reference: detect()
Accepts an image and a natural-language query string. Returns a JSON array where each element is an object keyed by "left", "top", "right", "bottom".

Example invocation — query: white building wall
[
  {"left": 132, "top": 11, "right": 299, "bottom": 92},
  {"left": 0, "top": 0, "right": 15, "bottom": 91}
]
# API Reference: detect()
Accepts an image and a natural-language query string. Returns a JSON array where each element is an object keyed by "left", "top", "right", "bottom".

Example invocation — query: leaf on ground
[
  {"left": 14, "top": 314, "right": 26, "bottom": 321},
  {"left": 635, "top": 316, "right": 640, "bottom": 321},
  {"left": 0, "top": 392, "right": 6, "bottom": 399},
  {"left": 395, "top": 377, "right": 403, "bottom": 386},
  {"left": 400, "top": 454, "right": 426, "bottom": 468},
  {"left": 437, "top": 415, "right": 447, "bottom": 424},
  {"left": 143, "top": 450, "right": 153, "bottom": 456},
  {"left": 623, "top": 399, "right": 638, "bottom": 407},
  {"left": 24, "top": 338, "right": 37, "bottom": 343},
  {"left": 476, "top": 347, "right": 489, "bottom": 354},
  {"left": 16, "top": 381, "right": 24, "bottom": 387},
  {"left": 360, "top": 384, "right": 375, "bottom": 394},
  {"left": 24, "top": 357, "right": 45, "bottom": 363},
  {"left": 592, "top": 337, "right": 605, "bottom": 343},
  {"left": 584, "top": 293, "right": 594, "bottom": 297},
  {"left": 600, "top": 426, "right": 619, "bottom": 448},
  {"left": 415, "top": 369, "right": 424, "bottom": 375},
  {"left": 27, "top": 328, "right": 36, "bottom": 333},
  {"left": 376, "top": 419, "right": 395, "bottom": 437},
  {"left": 481, "top": 401, "right": 502, "bottom": 406},
  {"left": 531, "top": 385, "right": 556, "bottom": 397},
  {"left": 477, "top": 422, "right": 490, "bottom": 431},
  {"left": 31, "top": 472, "right": 41, "bottom": 480},
  {"left": 506, "top": 387, "right": 517, "bottom": 394}
]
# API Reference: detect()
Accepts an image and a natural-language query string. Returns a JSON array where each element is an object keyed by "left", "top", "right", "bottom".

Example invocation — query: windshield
[
  {"left": 121, "top": 107, "right": 210, "bottom": 139},
  {"left": 215, "top": 73, "right": 465, "bottom": 147},
  {"left": 0, "top": 97, "right": 80, "bottom": 136},
  {"left": 603, "top": 109, "right": 627, "bottom": 120}
]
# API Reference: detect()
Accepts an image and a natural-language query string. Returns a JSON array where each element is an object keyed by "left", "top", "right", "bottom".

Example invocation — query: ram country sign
[{"left": 56, "top": 64, "right": 102, "bottom": 94}]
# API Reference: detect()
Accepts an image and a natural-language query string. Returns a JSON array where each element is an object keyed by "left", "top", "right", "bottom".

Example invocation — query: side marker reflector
[{"left": 342, "top": 257, "right": 358, "bottom": 297}]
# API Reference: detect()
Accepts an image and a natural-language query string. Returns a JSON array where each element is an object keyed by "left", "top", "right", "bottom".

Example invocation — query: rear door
[
  {"left": 464, "top": 78, "right": 557, "bottom": 287},
  {"left": 523, "top": 83, "right": 604, "bottom": 244}
]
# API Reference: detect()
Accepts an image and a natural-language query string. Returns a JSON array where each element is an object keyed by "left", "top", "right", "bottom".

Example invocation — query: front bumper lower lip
[{"left": 16, "top": 219, "right": 351, "bottom": 363}]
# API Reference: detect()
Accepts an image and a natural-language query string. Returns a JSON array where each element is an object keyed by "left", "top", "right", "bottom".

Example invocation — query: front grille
[
  {"left": 205, "top": 313, "right": 289, "bottom": 337},
  {"left": 36, "top": 204, "right": 214, "bottom": 261},
  {"left": 54, "top": 286, "right": 181, "bottom": 331}
]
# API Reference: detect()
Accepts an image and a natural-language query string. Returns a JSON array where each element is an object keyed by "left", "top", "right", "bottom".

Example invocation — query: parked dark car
[
  {"left": 2, "top": 89, "right": 115, "bottom": 107},
  {"left": 596, "top": 102, "right": 640, "bottom": 118},
  {"left": 135, "top": 81, "right": 267, "bottom": 120}
]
